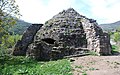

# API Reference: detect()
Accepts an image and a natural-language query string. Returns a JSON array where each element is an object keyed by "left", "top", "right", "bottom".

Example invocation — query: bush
[
  {"left": 111, "top": 45, "right": 119, "bottom": 54},
  {"left": 113, "top": 32, "right": 120, "bottom": 42},
  {"left": 0, "top": 34, "right": 22, "bottom": 56}
]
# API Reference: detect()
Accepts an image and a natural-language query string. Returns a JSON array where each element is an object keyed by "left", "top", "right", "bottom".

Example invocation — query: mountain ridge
[{"left": 99, "top": 20, "right": 120, "bottom": 31}]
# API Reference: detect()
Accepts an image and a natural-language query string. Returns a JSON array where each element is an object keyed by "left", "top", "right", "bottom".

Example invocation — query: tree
[
  {"left": 113, "top": 32, "right": 120, "bottom": 42},
  {"left": 0, "top": 0, "right": 21, "bottom": 38},
  {"left": 0, "top": 0, "right": 21, "bottom": 55}
]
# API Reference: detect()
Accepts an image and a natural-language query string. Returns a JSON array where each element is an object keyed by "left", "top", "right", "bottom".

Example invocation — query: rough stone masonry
[{"left": 13, "top": 8, "right": 111, "bottom": 60}]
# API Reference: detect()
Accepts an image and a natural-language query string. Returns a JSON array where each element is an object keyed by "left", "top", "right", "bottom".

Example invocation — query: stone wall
[
  {"left": 81, "top": 18, "right": 111, "bottom": 55},
  {"left": 13, "top": 24, "right": 43, "bottom": 56}
]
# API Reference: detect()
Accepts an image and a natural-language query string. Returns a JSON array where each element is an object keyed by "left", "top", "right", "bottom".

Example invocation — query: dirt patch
[{"left": 71, "top": 56, "right": 120, "bottom": 75}]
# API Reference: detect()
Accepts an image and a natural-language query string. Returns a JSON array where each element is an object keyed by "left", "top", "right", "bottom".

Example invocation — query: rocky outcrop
[
  {"left": 13, "top": 8, "right": 111, "bottom": 60},
  {"left": 13, "top": 24, "right": 43, "bottom": 56}
]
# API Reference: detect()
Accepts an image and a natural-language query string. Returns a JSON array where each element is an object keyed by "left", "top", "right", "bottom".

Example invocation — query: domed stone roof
[{"left": 35, "top": 8, "right": 86, "bottom": 48}]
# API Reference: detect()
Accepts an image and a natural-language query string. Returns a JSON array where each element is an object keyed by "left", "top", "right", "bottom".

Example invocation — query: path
[{"left": 71, "top": 56, "right": 120, "bottom": 75}]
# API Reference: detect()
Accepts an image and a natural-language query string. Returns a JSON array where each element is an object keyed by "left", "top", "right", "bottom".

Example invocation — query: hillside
[
  {"left": 99, "top": 21, "right": 120, "bottom": 31},
  {"left": 9, "top": 20, "right": 31, "bottom": 35},
  {"left": 9, "top": 20, "right": 120, "bottom": 34}
]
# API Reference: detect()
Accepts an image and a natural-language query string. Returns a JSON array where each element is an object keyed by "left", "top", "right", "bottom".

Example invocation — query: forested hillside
[{"left": 9, "top": 20, "right": 31, "bottom": 35}]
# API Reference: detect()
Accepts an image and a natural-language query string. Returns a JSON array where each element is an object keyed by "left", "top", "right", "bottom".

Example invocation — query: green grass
[
  {"left": 82, "top": 71, "right": 87, "bottom": 75},
  {"left": 89, "top": 67, "right": 98, "bottom": 71},
  {"left": 88, "top": 51, "right": 98, "bottom": 56},
  {"left": 112, "top": 45, "right": 120, "bottom": 54},
  {"left": 75, "top": 65, "right": 84, "bottom": 69},
  {"left": 0, "top": 55, "right": 72, "bottom": 75}
]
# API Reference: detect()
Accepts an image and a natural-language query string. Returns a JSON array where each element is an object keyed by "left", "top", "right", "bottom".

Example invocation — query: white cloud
[
  {"left": 16, "top": 0, "right": 120, "bottom": 24},
  {"left": 16, "top": 0, "right": 75, "bottom": 23},
  {"left": 88, "top": 0, "right": 120, "bottom": 24},
  {"left": 16, "top": 0, "right": 47, "bottom": 23}
]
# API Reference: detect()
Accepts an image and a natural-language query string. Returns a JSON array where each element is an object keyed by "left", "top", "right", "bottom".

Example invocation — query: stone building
[{"left": 13, "top": 8, "right": 111, "bottom": 60}]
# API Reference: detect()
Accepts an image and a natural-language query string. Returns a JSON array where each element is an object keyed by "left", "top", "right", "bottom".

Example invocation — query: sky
[{"left": 16, "top": 0, "right": 120, "bottom": 24}]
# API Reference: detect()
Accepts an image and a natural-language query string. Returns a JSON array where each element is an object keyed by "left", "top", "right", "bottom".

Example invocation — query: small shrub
[
  {"left": 82, "top": 71, "right": 87, "bottom": 75},
  {"left": 75, "top": 65, "right": 84, "bottom": 69},
  {"left": 89, "top": 51, "right": 98, "bottom": 56},
  {"left": 111, "top": 45, "right": 119, "bottom": 54},
  {"left": 89, "top": 67, "right": 98, "bottom": 71}
]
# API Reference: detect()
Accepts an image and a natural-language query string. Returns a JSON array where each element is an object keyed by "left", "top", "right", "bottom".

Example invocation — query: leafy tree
[
  {"left": 0, "top": 34, "right": 22, "bottom": 48},
  {"left": 0, "top": 0, "right": 21, "bottom": 55},
  {"left": 113, "top": 32, "right": 120, "bottom": 42},
  {"left": 0, "top": 34, "right": 22, "bottom": 56},
  {"left": 0, "top": 0, "right": 21, "bottom": 38}
]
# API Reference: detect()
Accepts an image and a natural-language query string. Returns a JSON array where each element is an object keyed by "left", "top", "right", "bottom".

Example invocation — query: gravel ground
[{"left": 71, "top": 56, "right": 120, "bottom": 75}]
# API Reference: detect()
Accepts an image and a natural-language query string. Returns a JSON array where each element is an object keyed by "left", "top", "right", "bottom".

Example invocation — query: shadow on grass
[
  {"left": 111, "top": 51, "right": 120, "bottom": 55},
  {"left": 111, "top": 45, "right": 120, "bottom": 56}
]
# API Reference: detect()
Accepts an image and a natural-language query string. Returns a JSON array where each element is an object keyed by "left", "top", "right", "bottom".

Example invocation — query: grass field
[{"left": 0, "top": 56, "right": 72, "bottom": 75}]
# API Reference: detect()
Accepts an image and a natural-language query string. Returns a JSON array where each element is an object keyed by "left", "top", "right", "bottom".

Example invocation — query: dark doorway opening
[{"left": 42, "top": 38, "right": 56, "bottom": 44}]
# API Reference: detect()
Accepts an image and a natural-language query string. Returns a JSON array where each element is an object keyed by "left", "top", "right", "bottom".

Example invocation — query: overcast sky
[{"left": 16, "top": 0, "right": 120, "bottom": 24}]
